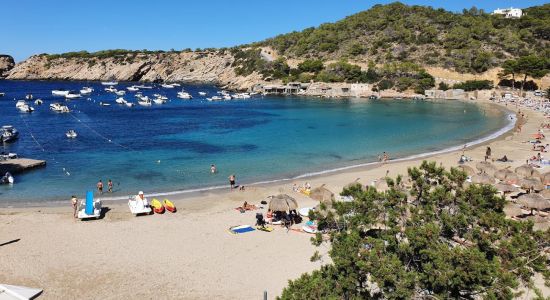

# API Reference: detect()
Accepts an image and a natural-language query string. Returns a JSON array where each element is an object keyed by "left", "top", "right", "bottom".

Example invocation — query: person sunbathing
[
  {"left": 240, "top": 201, "right": 256, "bottom": 211},
  {"left": 496, "top": 155, "right": 509, "bottom": 162}
]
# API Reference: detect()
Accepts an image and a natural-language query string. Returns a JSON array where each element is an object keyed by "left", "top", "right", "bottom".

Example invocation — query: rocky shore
[{"left": 0, "top": 55, "right": 15, "bottom": 78}]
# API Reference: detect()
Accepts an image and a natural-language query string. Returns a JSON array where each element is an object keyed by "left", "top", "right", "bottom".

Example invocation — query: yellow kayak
[
  {"left": 151, "top": 198, "right": 165, "bottom": 214},
  {"left": 163, "top": 199, "right": 176, "bottom": 213}
]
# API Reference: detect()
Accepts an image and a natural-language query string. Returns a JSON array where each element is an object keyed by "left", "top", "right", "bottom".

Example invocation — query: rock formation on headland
[{"left": 0, "top": 55, "right": 15, "bottom": 78}]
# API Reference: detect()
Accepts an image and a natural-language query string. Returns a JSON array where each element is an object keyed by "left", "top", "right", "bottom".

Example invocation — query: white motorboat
[
  {"left": 104, "top": 86, "right": 117, "bottom": 93},
  {"left": 222, "top": 94, "right": 232, "bottom": 100},
  {"left": 232, "top": 93, "right": 251, "bottom": 99},
  {"left": 0, "top": 92, "right": 5, "bottom": 97},
  {"left": 15, "top": 100, "right": 34, "bottom": 113},
  {"left": 177, "top": 91, "right": 192, "bottom": 99},
  {"left": 65, "top": 91, "right": 82, "bottom": 99},
  {"left": 198, "top": 91, "right": 207, "bottom": 96},
  {"left": 50, "top": 102, "right": 70, "bottom": 113},
  {"left": 153, "top": 97, "right": 166, "bottom": 104},
  {"left": 34, "top": 99, "right": 43, "bottom": 105},
  {"left": 25, "top": 94, "right": 33, "bottom": 100},
  {"left": 153, "top": 94, "right": 168, "bottom": 100},
  {"left": 138, "top": 98, "right": 152, "bottom": 106},
  {"left": 127, "top": 86, "right": 139, "bottom": 92},
  {"left": 1, "top": 125, "right": 19, "bottom": 143},
  {"left": 99, "top": 102, "right": 111, "bottom": 106},
  {"left": 52, "top": 89, "right": 70, "bottom": 96},
  {"left": 80, "top": 87, "right": 94, "bottom": 95},
  {"left": 209, "top": 96, "right": 223, "bottom": 101},
  {"left": 66, "top": 129, "right": 78, "bottom": 138},
  {"left": 1, "top": 172, "right": 14, "bottom": 184},
  {"left": 115, "top": 97, "right": 127, "bottom": 104},
  {"left": 115, "top": 90, "right": 126, "bottom": 96},
  {"left": 161, "top": 84, "right": 175, "bottom": 88},
  {"left": 125, "top": 102, "right": 135, "bottom": 107},
  {"left": 135, "top": 85, "right": 153, "bottom": 89},
  {"left": 137, "top": 95, "right": 149, "bottom": 101},
  {"left": 101, "top": 81, "right": 118, "bottom": 86},
  {"left": 171, "top": 83, "right": 181, "bottom": 87}
]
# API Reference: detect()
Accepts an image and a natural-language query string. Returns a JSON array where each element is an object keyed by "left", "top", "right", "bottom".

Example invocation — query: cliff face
[
  {"left": 6, "top": 51, "right": 265, "bottom": 90},
  {"left": 0, "top": 55, "right": 15, "bottom": 78}
]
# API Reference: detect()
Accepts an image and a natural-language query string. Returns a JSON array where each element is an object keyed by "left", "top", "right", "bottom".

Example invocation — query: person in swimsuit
[
  {"left": 229, "top": 174, "right": 236, "bottom": 190},
  {"left": 107, "top": 179, "right": 113, "bottom": 193},
  {"left": 71, "top": 195, "right": 78, "bottom": 218},
  {"left": 97, "top": 180, "right": 103, "bottom": 194},
  {"left": 211, "top": 164, "right": 217, "bottom": 174}
]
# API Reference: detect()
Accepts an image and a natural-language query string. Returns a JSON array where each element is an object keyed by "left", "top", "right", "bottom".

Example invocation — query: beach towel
[{"left": 229, "top": 225, "right": 255, "bottom": 234}]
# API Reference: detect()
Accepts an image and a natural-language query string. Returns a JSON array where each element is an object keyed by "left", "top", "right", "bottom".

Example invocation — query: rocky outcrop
[
  {"left": 6, "top": 51, "right": 266, "bottom": 90},
  {"left": 0, "top": 55, "right": 15, "bottom": 78}
]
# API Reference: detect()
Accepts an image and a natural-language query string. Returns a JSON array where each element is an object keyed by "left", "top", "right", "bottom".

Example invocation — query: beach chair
[
  {"left": 77, "top": 191, "right": 102, "bottom": 220},
  {"left": 128, "top": 196, "right": 152, "bottom": 216}
]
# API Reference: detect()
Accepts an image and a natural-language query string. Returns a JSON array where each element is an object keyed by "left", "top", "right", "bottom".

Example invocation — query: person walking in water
[
  {"left": 97, "top": 180, "right": 103, "bottom": 194},
  {"left": 211, "top": 164, "right": 217, "bottom": 174},
  {"left": 229, "top": 174, "right": 236, "bottom": 190},
  {"left": 108, "top": 179, "right": 113, "bottom": 193}
]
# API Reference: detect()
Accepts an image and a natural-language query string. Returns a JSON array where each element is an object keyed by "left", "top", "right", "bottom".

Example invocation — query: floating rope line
[{"left": 67, "top": 111, "right": 134, "bottom": 151}]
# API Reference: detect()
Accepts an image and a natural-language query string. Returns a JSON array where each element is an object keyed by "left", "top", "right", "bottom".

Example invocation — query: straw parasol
[
  {"left": 476, "top": 161, "right": 497, "bottom": 176},
  {"left": 457, "top": 165, "right": 476, "bottom": 176},
  {"left": 540, "top": 172, "right": 550, "bottom": 185},
  {"left": 471, "top": 173, "right": 495, "bottom": 184},
  {"left": 494, "top": 183, "right": 519, "bottom": 193},
  {"left": 268, "top": 194, "right": 298, "bottom": 212},
  {"left": 515, "top": 165, "right": 539, "bottom": 178},
  {"left": 494, "top": 169, "right": 519, "bottom": 183},
  {"left": 540, "top": 189, "right": 550, "bottom": 200},
  {"left": 518, "top": 177, "right": 544, "bottom": 191},
  {"left": 309, "top": 186, "right": 334, "bottom": 202},
  {"left": 517, "top": 193, "right": 550, "bottom": 211},
  {"left": 503, "top": 203, "right": 524, "bottom": 217},
  {"left": 526, "top": 216, "right": 550, "bottom": 231}
]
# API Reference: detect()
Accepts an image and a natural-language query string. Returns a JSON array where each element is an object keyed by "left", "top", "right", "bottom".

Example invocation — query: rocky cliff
[
  {"left": 0, "top": 55, "right": 15, "bottom": 78},
  {"left": 6, "top": 51, "right": 265, "bottom": 90}
]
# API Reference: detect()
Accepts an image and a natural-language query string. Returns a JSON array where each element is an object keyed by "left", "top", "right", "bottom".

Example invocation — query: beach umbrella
[
  {"left": 268, "top": 194, "right": 298, "bottom": 212},
  {"left": 518, "top": 177, "right": 544, "bottom": 191},
  {"left": 503, "top": 203, "right": 524, "bottom": 217},
  {"left": 526, "top": 216, "right": 550, "bottom": 231},
  {"left": 476, "top": 162, "right": 496, "bottom": 176},
  {"left": 309, "top": 186, "right": 334, "bottom": 203},
  {"left": 457, "top": 165, "right": 475, "bottom": 176},
  {"left": 494, "top": 183, "right": 519, "bottom": 193},
  {"left": 540, "top": 172, "right": 550, "bottom": 185},
  {"left": 515, "top": 165, "right": 538, "bottom": 178},
  {"left": 539, "top": 189, "right": 550, "bottom": 200},
  {"left": 471, "top": 173, "right": 495, "bottom": 184},
  {"left": 494, "top": 169, "right": 518, "bottom": 183},
  {"left": 517, "top": 193, "right": 550, "bottom": 211}
]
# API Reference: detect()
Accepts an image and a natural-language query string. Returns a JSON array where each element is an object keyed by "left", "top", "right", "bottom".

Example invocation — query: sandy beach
[{"left": 1, "top": 98, "right": 548, "bottom": 299}]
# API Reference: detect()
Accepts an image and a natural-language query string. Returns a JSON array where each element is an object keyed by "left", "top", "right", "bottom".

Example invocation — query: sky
[{"left": 2, "top": 0, "right": 547, "bottom": 61}]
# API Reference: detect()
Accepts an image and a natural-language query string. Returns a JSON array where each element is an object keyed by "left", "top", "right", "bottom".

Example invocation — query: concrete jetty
[{"left": 0, "top": 158, "right": 46, "bottom": 174}]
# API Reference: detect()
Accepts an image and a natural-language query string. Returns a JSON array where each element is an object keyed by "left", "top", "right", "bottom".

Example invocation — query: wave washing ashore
[{"left": 0, "top": 80, "right": 511, "bottom": 204}]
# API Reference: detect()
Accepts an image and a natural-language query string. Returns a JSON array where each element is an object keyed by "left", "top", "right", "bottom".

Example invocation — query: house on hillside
[{"left": 492, "top": 7, "right": 523, "bottom": 18}]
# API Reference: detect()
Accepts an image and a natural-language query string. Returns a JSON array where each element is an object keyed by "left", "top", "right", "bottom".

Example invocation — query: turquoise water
[{"left": 0, "top": 80, "right": 511, "bottom": 204}]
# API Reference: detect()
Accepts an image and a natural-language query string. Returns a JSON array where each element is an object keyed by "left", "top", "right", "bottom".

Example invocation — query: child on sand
[{"left": 71, "top": 195, "right": 78, "bottom": 218}]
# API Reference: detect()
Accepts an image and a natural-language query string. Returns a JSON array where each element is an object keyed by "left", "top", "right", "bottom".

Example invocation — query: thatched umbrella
[
  {"left": 268, "top": 194, "right": 298, "bottom": 212},
  {"left": 517, "top": 193, "right": 550, "bottom": 211},
  {"left": 540, "top": 172, "right": 550, "bottom": 185},
  {"left": 515, "top": 165, "right": 539, "bottom": 178},
  {"left": 494, "top": 183, "right": 519, "bottom": 193},
  {"left": 457, "top": 165, "right": 476, "bottom": 176},
  {"left": 526, "top": 216, "right": 550, "bottom": 231},
  {"left": 471, "top": 173, "right": 495, "bottom": 184},
  {"left": 539, "top": 189, "right": 550, "bottom": 200},
  {"left": 309, "top": 186, "right": 334, "bottom": 202},
  {"left": 476, "top": 161, "right": 496, "bottom": 176},
  {"left": 503, "top": 203, "right": 524, "bottom": 217},
  {"left": 518, "top": 177, "right": 544, "bottom": 191},
  {"left": 494, "top": 169, "right": 519, "bottom": 183}
]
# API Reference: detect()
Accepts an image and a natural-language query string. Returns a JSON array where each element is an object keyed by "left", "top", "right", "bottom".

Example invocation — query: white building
[{"left": 492, "top": 7, "right": 523, "bottom": 18}]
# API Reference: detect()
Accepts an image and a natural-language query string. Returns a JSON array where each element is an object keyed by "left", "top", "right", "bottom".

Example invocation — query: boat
[
  {"left": 128, "top": 194, "right": 152, "bottom": 215},
  {"left": 15, "top": 100, "right": 34, "bottom": 113},
  {"left": 0, "top": 283, "right": 43, "bottom": 299},
  {"left": 1, "top": 125, "right": 19, "bottom": 143},
  {"left": 65, "top": 91, "right": 82, "bottom": 99},
  {"left": 126, "top": 86, "right": 139, "bottom": 92},
  {"left": 25, "top": 94, "right": 33, "bottom": 100},
  {"left": 210, "top": 96, "right": 223, "bottom": 101},
  {"left": 115, "top": 97, "right": 127, "bottom": 104},
  {"left": 99, "top": 102, "right": 111, "bottom": 106},
  {"left": 66, "top": 129, "right": 77, "bottom": 138},
  {"left": 80, "top": 87, "right": 94, "bottom": 95},
  {"left": 177, "top": 91, "right": 192, "bottom": 99},
  {"left": 125, "top": 102, "right": 135, "bottom": 107},
  {"left": 163, "top": 199, "right": 176, "bottom": 212},
  {"left": 233, "top": 93, "right": 251, "bottom": 99},
  {"left": 151, "top": 198, "right": 165, "bottom": 214},
  {"left": 153, "top": 94, "right": 168, "bottom": 100},
  {"left": 135, "top": 85, "right": 153, "bottom": 89},
  {"left": 52, "top": 89, "right": 70, "bottom": 96},
  {"left": 101, "top": 81, "right": 118, "bottom": 86},
  {"left": 161, "top": 84, "right": 175, "bottom": 88},
  {"left": 50, "top": 102, "right": 70, "bottom": 113},
  {"left": 115, "top": 90, "right": 126, "bottom": 96},
  {"left": 0, "top": 92, "right": 4, "bottom": 97},
  {"left": 0, "top": 172, "right": 14, "bottom": 184},
  {"left": 198, "top": 91, "right": 207, "bottom": 96},
  {"left": 153, "top": 97, "right": 166, "bottom": 104},
  {"left": 138, "top": 98, "right": 152, "bottom": 106},
  {"left": 104, "top": 86, "right": 117, "bottom": 93},
  {"left": 222, "top": 94, "right": 232, "bottom": 100},
  {"left": 34, "top": 99, "right": 43, "bottom": 105},
  {"left": 171, "top": 83, "right": 181, "bottom": 87},
  {"left": 77, "top": 191, "right": 102, "bottom": 219}
]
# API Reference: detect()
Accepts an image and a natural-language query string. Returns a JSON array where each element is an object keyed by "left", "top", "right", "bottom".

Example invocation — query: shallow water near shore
[{"left": 0, "top": 80, "right": 510, "bottom": 203}]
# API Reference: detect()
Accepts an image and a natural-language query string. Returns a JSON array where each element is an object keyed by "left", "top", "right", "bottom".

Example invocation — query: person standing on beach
[
  {"left": 97, "top": 180, "right": 103, "bottom": 194},
  {"left": 383, "top": 152, "right": 389, "bottom": 164},
  {"left": 71, "top": 195, "right": 78, "bottom": 218},
  {"left": 229, "top": 174, "right": 236, "bottom": 190},
  {"left": 485, "top": 147, "right": 491, "bottom": 162},
  {"left": 107, "top": 179, "right": 113, "bottom": 193}
]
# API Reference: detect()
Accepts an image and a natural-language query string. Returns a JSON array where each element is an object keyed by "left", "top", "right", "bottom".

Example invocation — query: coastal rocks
[{"left": 0, "top": 55, "right": 15, "bottom": 78}]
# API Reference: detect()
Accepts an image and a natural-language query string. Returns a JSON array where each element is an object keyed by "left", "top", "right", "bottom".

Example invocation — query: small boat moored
[
  {"left": 66, "top": 129, "right": 78, "bottom": 138},
  {"left": 127, "top": 86, "right": 139, "bottom": 92},
  {"left": 34, "top": 99, "right": 43, "bottom": 105},
  {"left": 1, "top": 125, "right": 19, "bottom": 143},
  {"left": 65, "top": 91, "right": 82, "bottom": 99},
  {"left": 1, "top": 172, "right": 14, "bottom": 184},
  {"left": 177, "top": 90, "right": 192, "bottom": 99},
  {"left": 15, "top": 100, "right": 34, "bottom": 113},
  {"left": 50, "top": 102, "right": 70, "bottom": 113},
  {"left": 80, "top": 87, "right": 94, "bottom": 95},
  {"left": 52, "top": 89, "right": 70, "bottom": 96},
  {"left": 101, "top": 81, "right": 118, "bottom": 86}
]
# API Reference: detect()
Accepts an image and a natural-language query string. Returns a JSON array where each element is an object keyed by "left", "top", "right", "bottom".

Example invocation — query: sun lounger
[
  {"left": 77, "top": 191, "right": 102, "bottom": 220},
  {"left": 128, "top": 197, "right": 152, "bottom": 215}
]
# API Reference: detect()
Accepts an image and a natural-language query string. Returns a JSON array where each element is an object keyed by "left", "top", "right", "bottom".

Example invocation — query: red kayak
[
  {"left": 163, "top": 199, "right": 177, "bottom": 213},
  {"left": 151, "top": 198, "right": 165, "bottom": 214}
]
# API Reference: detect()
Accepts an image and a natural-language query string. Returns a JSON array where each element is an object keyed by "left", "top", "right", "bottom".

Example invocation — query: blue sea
[{"left": 0, "top": 80, "right": 511, "bottom": 204}]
